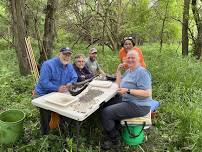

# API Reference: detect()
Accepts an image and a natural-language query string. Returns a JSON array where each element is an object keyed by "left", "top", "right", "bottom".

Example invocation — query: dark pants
[
  {"left": 33, "top": 93, "right": 71, "bottom": 135},
  {"left": 39, "top": 108, "right": 71, "bottom": 135},
  {"left": 39, "top": 108, "right": 51, "bottom": 134},
  {"left": 101, "top": 94, "right": 150, "bottom": 138}
]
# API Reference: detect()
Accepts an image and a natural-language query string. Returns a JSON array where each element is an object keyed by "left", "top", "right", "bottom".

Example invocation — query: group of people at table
[{"left": 33, "top": 36, "right": 159, "bottom": 150}]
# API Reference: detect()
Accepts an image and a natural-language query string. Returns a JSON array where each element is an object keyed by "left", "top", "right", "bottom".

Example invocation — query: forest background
[{"left": 0, "top": 0, "right": 202, "bottom": 151}]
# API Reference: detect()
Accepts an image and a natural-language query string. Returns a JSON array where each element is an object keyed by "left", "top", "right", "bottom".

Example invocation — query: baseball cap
[
  {"left": 89, "top": 48, "right": 97, "bottom": 53},
  {"left": 60, "top": 47, "right": 72, "bottom": 54}
]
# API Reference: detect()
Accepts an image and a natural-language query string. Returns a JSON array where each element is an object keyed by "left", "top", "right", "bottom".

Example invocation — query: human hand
[
  {"left": 66, "top": 84, "right": 72, "bottom": 90},
  {"left": 58, "top": 85, "right": 68, "bottom": 93},
  {"left": 117, "top": 87, "right": 128, "bottom": 95},
  {"left": 117, "top": 63, "right": 124, "bottom": 71},
  {"left": 81, "top": 75, "right": 85, "bottom": 80},
  {"left": 122, "top": 57, "right": 128, "bottom": 69}
]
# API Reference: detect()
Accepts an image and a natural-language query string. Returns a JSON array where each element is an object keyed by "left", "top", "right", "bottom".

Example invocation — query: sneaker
[
  {"left": 143, "top": 126, "right": 150, "bottom": 130},
  {"left": 101, "top": 138, "right": 113, "bottom": 150},
  {"left": 101, "top": 138, "right": 121, "bottom": 151}
]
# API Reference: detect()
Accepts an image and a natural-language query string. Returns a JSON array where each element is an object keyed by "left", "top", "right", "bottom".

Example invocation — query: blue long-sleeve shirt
[{"left": 35, "top": 57, "right": 78, "bottom": 95}]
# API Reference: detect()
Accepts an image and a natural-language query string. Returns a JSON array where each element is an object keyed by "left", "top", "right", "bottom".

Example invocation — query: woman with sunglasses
[{"left": 119, "top": 36, "right": 146, "bottom": 68}]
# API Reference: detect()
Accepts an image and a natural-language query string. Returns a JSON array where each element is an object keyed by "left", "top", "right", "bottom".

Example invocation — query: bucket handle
[{"left": 124, "top": 121, "right": 146, "bottom": 138}]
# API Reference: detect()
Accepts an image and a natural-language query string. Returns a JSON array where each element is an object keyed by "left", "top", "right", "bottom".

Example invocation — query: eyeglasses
[
  {"left": 77, "top": 60, "right": 85, "bottom": 63},
  {"left": 62, "top": 52, "right": 72, "bottom": 56},
  {"left": 123, "top": 36, "right": 133, "bottom": 40}
]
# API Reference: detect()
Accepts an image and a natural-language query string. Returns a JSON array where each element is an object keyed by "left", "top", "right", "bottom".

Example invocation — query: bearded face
[
  {"left": 75, "top": 57, "right": 85, "bottom": 69},
  {"left": 59, "top": 52, "right": 72, "bottom": 65}
]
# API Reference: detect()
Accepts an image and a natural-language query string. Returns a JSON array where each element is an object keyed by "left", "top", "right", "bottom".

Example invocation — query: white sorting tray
[
  {"left": 44, "top": 92, "right": 79, "bottom": 107},
  {"left": 89, "top": 80, "right": 112, "bottom": 88},
  {"left": 32, "top": 83, "right": 118, "bottom": 121}
]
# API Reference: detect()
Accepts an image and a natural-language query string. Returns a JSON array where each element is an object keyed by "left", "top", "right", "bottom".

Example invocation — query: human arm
[
  {"left": 119, "top": 48, "right": 125, "bottom": 63},
  {"left": 117, "top": 88, "right": 151, "bottom": 97},
  {"left": 98, "top": 68, "right": 105, "bottom": 75},
  {"left": 136, "top": 48, "right": 146, "bottom": 68},
  {"left": 118, "top": 69, "right": 152, "bottom": 98},
  {"left": 83, "top": 67, "right": 94, "bottom": 79},
  {"left": 115, "top": 63, "right": 124, "bottom": 86},
  {"left": 96, "top": 62, "right": 105, "bottom": 75},
  {"left": 68, "top": 66, "right": 78, "bottom": 85},
  {"left": 38, "top": 63, "right": 60, "bottom": 92}
]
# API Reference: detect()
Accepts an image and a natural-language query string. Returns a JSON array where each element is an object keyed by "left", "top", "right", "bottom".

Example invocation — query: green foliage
[
  {"left": 124, "top": 0, "right": 151, "bottom": 38},
  {"left": 0, "top": 2, "right": 8, "bottom": 27},
  {"left": 1, "top": 42, "right": 202, "bottom": 151},
  {"left": 144, "top": 0, "right": 182, "bottom": 42},
  {"left": 140, "top": 43, "right": 202, "bottom": 151}
]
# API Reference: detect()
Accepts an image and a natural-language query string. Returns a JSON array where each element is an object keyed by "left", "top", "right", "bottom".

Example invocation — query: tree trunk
[
  {"left": 191, "top": 0, "right": 202, "bottom": 59},
  {"left": 182, "top": 0, "right": 190, "bottom": 56},
  {"left": 9, "top": 0, "right": 31, "bottom": 75},
  {"left": 159, "top": 1, "right": 169, "bottom": 52},
  {"left": 39, "top": 0, "right": 58, "bottom": 64},
  {"left": 194, "top": 29, "right": 202, "bottom": 59}
]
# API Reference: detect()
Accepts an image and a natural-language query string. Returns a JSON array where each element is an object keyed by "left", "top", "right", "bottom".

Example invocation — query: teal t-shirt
[{"left": 120, "top": 66, "right": 152, "bottom": 107}]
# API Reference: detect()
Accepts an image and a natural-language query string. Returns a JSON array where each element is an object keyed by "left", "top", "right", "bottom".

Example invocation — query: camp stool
[
  {"left": 121, "top": 111, "right": 152, "bottom": 127},
  {"left": 121, "top": 111, "right": 152, "bottom": 145}
]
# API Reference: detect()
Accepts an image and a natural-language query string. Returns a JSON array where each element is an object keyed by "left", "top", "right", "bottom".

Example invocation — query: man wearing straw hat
[{"left": 34, "top": 47, "right": 78, "bottom": 134}]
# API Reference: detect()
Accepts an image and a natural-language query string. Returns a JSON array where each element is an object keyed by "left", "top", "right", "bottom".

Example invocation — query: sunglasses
[{"left": 123, "top": 36, "right": 133, "bottom": 40}]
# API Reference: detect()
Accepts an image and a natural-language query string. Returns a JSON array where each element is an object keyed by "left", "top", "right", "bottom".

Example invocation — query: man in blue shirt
[
  {"left": 34, "top": 47, "right": 78, "bottom": 134},
  {"left": 35, "top": 47, "right": 78, "bottom": 95}
]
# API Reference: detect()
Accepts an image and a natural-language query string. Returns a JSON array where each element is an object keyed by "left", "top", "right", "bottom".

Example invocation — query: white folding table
[{"left": 32, "top": 82, "right": 118, "bottom": 151}]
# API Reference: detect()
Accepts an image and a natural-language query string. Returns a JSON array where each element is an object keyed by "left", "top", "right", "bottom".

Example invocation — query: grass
[{"left": 0, "top": 41, "right": 202, "bottom": 151}]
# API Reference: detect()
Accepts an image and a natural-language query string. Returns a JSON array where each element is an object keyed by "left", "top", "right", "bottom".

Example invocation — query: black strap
[{"left": 124, "top": 121, "right": 146, "bottom": 138}]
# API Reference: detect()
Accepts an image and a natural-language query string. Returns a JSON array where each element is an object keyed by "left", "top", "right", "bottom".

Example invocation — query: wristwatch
[{"left": 127, "top": 89, "right": 131, "bottom": 94}]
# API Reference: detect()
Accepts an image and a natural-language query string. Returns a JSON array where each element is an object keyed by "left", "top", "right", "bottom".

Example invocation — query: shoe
[
  {"left": 101, "top": 139, "right": 113, "bottom": 150},
  {"left": 144, "top": 126, "right": 150, "bottom": 129},
  {"left": 101, "top": 136, "right": 121, "bottom": 150},
  {"left": 101, "top": 135, "right": 113, "bottom": 150}
]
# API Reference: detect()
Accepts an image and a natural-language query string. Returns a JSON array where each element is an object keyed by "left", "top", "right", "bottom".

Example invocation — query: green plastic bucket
[
  {"left": 122, "top": 124, "right": 145, "bottom": 146},
  {"left": 0, "top": 109, "right": 25, "bottom": 144}
]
